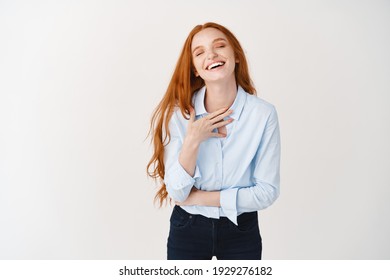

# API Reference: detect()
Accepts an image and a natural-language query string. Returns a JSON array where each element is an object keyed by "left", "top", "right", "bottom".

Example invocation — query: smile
[{"left": 206, "top": 61, "right": 225, "bottom": 70}]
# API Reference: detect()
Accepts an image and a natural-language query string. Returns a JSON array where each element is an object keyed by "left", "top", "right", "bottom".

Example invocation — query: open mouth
[{"left": 206, "top": 61, "right": 225, "bottom": 70}]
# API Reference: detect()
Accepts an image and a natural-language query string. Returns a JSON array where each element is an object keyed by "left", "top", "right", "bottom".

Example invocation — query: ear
[
  {"left": 235, "top": 59, "right": 240, "bottom": 63},
  {"left": 194, "top": 70, "right": 199, "bottom": 77}
]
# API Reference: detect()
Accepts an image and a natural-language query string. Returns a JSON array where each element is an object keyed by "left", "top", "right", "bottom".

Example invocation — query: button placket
[{"left": 215, "top": 139, "right": 223, "bottom": 189}]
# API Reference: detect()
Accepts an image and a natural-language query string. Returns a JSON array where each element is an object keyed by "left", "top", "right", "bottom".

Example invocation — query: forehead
[{"left": 191, "top": 28, "right": 228, "bottom": 50}]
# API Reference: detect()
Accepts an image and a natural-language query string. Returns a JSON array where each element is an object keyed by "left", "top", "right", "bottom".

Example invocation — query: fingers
[
  {"left": 187, "top": 107, "right": 232, "bottom": 142},
  {"left": 210, "top": 132, "right": 227, "bottom": 138},
  {"left": 211, "top": 118, "right": 234, "bottom": 130},
  {"left": 207, "top": 107, "right": 231, "bottom": 120},
  {"left": 208, "top": 109, "right": 233, "bottom": 124}
]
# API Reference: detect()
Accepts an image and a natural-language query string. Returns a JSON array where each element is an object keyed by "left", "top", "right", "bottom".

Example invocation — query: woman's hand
[
  {"left": 178, "top": 107, "right": 233, "bottom": 177},
  {"left": 185, "top": 107, "right": 234, "bottom": 145},
  {"left": 175, "top": 187, "right": 221, "bottom": 207}
]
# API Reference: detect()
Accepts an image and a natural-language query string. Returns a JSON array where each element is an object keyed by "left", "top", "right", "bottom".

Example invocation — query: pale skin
[{"left": 176, "top": 27, "right": 239, "bottom": 207}]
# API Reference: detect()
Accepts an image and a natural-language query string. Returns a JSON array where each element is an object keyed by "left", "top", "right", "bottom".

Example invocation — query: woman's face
[{"left": 191, "top": 28, "right": 237, "bottom": 84}]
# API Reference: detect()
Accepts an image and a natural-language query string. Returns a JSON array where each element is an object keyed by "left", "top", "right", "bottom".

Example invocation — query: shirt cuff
[
  {"left": 220, "top": 188, "right": 239, "bottom": 225},
  {"left": 193, "top": 165, "right": 201, "bottom": 180},
  {"left": 164, "top": 159, "right": 201, "bottom": 202}
]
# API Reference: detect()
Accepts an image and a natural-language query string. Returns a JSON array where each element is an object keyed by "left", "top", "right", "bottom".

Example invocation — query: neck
[{"left": 204, "top": 78, "right": 237, "bottom": 113}]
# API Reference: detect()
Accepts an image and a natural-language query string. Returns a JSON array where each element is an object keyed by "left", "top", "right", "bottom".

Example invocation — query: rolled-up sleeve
[
  {"left": 220, "top": 107, "right": 281, "bottom": 224},
  {"left": 163, "top": 113, "right": 201, "bottom": 202}
]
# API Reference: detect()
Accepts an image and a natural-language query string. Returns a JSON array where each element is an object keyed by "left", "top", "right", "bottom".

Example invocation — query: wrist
[
  {"left": 183, "top": 135, "right": 200, "bottom": 151},
  {"left": 198, "top": 190, "right": 221, "bottom": 207}
]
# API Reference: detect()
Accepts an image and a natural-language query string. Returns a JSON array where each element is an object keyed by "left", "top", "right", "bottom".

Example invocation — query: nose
[{"left": 206, "top": 49, "right": 218, "bottom": 60}]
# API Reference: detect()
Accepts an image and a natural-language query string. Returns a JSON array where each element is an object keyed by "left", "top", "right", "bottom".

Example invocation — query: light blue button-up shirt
[{"left": 164, "top": 86, "right": 280, "bottom": 225}]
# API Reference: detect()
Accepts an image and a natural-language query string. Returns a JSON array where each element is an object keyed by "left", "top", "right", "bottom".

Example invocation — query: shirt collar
[
  {"left": 193, "top": 86, "right": 207, "bottom": 116},
  {"left": 193, "top": 85, "right": 247, "bottom": 120}
]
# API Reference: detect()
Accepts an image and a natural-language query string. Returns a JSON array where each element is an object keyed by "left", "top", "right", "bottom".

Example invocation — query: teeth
[{"left": 207, "top": 62, "right": 224, "bottom": 70}]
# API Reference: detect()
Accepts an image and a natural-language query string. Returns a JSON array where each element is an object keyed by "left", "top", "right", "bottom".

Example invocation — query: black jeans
[{"left": 167, "top": 205, "right": 262, "bottom": 260}]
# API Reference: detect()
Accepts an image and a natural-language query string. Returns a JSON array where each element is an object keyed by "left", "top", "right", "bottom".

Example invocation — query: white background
[{"left": 1, "top": 0, "right": 389, "bottom": 259}]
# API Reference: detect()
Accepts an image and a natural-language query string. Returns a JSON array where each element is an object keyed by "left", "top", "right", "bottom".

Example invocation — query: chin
[{"left": 204, "top": 73, "right": 235, "bottom": 84}]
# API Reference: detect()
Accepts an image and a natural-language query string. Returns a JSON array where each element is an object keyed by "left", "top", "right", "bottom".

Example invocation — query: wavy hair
[{"left": 147, "top": 22, "right": 256, "bottom": 206}]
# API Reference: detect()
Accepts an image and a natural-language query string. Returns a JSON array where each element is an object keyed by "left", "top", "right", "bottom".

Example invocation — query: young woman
[{"left": 147, "top": 22, "right": 280, "bottom": 260}]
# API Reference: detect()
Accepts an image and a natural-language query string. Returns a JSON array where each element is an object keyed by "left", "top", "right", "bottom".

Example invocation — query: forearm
[
  {"left": 178, "top": 136, "right": 200, "bottom": 177},
  {"left": 198, "top": 190, "right": 221, "bottom": 207},
  {"left": 221, "top": 182, "right": 279, "bottom": 212},
  {"left": 177, "top": 188, "right": 221, "bottom": 207}
]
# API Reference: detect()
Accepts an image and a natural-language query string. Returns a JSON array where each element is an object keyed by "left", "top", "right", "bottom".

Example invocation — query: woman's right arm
[{"left": 164, "top": 108, "right": 233, "bottom": 202}]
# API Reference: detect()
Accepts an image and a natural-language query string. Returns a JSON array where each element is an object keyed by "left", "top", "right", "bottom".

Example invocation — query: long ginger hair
[{"left": 147, "top": 22, "right": 256, "bottom": 206}]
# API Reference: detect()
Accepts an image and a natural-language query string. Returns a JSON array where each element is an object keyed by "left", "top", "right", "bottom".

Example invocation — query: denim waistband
[{"left": 174, "top": 205, "right": 257, "bottom": 224}]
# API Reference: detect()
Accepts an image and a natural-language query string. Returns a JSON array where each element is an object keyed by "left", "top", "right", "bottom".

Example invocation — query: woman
[{"left": 147, "top": 22, "right": 280, "bottom": 260}]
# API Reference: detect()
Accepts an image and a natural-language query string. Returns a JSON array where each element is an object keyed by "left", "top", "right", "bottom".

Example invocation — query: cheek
[{"left": 193, "top": 60, "right": 203, "bottom": 72}]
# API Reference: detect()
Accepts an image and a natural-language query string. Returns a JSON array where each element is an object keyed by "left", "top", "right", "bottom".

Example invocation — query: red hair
[{"left": 147, "top": 22, "right": 256, "bottom": 206}]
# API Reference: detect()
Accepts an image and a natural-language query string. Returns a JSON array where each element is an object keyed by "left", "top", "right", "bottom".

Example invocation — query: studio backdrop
[{"left": 0, "top": 0, "right": 389, "bottom": 259}]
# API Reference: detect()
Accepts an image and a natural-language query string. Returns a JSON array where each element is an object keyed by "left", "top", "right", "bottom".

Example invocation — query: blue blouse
[{"left": 164, "top": 86, "right": 281, "bottom": 225}]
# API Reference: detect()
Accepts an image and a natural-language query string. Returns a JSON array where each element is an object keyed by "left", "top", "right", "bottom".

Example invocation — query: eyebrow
[{"left": 192, "top": 38, "right": 227, "bottom": 54}]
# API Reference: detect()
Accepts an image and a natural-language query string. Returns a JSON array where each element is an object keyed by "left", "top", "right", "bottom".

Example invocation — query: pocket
[
  {"left": 170, "top": 207, "right": 193, "bottom": 230},
  {"left": 229, "top": 212, "right": 259, "bottom": 233}
]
